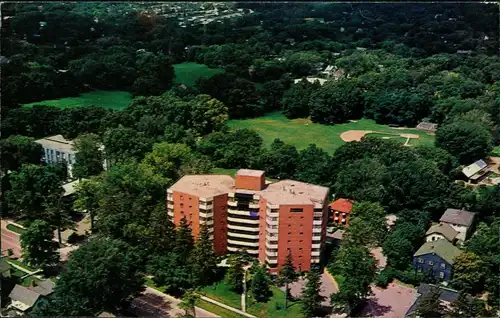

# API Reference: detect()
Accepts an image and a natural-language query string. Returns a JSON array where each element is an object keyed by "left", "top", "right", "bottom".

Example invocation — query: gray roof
[
  {"left": 29, "top": 279, "right": 55, "bottom": 296},
  {"left": 9, "top": 285, "right": 40, "bottom": 307},
  {"left": 440, "top": 208, "right": 476, "bottom": 227},
  {"left": 98, "top": 312, "right": 116, "bottom": 317},
  {"left": 414, "top": 240, "right": 463, "bottom": 265},
  {"left": 406, "top": 284, "right": 459, "bottom": 317},
  {"left": 426, "top": 223, "right": 458, "bottom": 242}
]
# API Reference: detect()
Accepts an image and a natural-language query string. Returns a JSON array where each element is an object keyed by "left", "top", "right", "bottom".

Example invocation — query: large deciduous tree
[
  {"left": 451, "top": 252, "right": 485, "bottom": 294},
  {"left": 72, "top": 133, "right": 104, "bottom": 179},
  {"left": 0, "top": 135, "right": 43, "bottom": 174},
  {"left": 102, "top": 126, "right": 153, "bottom": 165},
  {"left": 435, "top": 120, "right": 493, "bottom": 164},
  {"left": 20, "top": 220, "right": 59, "bottom": 268}
]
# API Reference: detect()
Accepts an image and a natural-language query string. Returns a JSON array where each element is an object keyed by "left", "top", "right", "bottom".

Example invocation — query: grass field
[
  {"left": 174, "top": 62, "right": 224, "bottom": 87},
  {"left": 210, "top": 168, "right": 239, "bottom": 176},
  {"left": 23, "top": 90, "right": 133, "bottom": 111},
  {"left": 6, "top": 224, "right": 25, "bottom": 235},
  {"left": 196, "top": 299, "right": 246, "bottom": 318},
  {"left": 246, "top": 285, "right": 302, "bottom": 318},
  {"left": 492, "top": 145, "right": 500, "bottom": 157},
  {"left": 228, "top": 112, "right": 435, "bottom": 154},
  {"left": 200, "top": 281, "right": 242, "bottom": 309}
]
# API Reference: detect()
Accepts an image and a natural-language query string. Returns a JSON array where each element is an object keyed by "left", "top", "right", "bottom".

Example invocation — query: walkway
[
  {"left": 1, "top": 220, "right": 21, "bottom": 258},
  {"left": 281, "top": 269, "right": 339, "bottom": 307},
  {"left": 198, "top": 295, "right": 257, "bottom": 318},
  {"left": 130, "top": 286, "right": 218, "bottom": 317}
]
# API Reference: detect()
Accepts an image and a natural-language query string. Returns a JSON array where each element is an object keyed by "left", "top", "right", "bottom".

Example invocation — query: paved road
[
  {"left": 282, "top": 270, "right": 338, "bottom": 307},
  {"left": 129, "top": 287, "right": 218, "bottom": 317},
  {"left": 1, "top": 220, "right": 22, "bottom": 258}
]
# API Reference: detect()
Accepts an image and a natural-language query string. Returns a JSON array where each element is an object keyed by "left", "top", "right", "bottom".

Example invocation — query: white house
[
  {"left": 425, "top": 223, "right": 458, "bottom": 244},
  {"left": 35, "top": 135, "right": 109, "bottom": 179},
  {"left": 439, "top": 208, "right": 476, "bottom": 242}
]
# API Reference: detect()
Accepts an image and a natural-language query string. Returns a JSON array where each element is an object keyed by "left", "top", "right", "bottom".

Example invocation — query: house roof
[
  {"left": 462, "top": 159, "right": 488, "bottom": 178},
  {"left": 328, "top": 198, "right": 354, "bottom": 213},
  {"left": 29, "top": 279, "right": 55, "bottom": 296},
  {"left": 440, "top": 208, "right": 476, "bottom": 227},
  {"left": 62, "top": 179, "right": 87, "bottom": 197},
  {"left": 35, "top": 134, "right": 75, "bottom": 153},
  {"left": 405, "top": 284, "right": 459, "bottom": 317},
  {"left": 426, "top": 223, "right": 458, "bottom": 242},
  {"left": 413, "top": 240, "right": 463, "bottom": 265},
  {"left": 169, "top": 175, "right": 234, "bottom": 198},
  {"left": 261, "top": 179, "right": 329, "bottom": 206},
  {"left": 236, "top": 169, "right": 264, "bottom": 177},
  {"left": 9, "top": 285, "right": 40, "bottom": 308},
  {"left": 329, "top": 229, "right": 345, "bottom": 240}
]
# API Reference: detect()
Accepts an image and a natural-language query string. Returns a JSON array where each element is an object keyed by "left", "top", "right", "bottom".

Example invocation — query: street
[{"left": 1, "top": 220, "right": 22, "bottom": 258}]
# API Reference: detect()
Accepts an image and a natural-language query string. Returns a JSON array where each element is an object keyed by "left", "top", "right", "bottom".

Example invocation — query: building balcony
[
  {"left": 265, "top": 256, "right": 278, "bottom": 264},
  {"left": 228, "top": 192, "right": 235, "bottom": 198},
  {"left": 249, "top": 203, "right": 259, "bottom": 209},
  {"left": 266, "top": 227, "right": 278, "bottom": 234},
  {"left": 265, "top": 241, "right": 278, "bottom": 249},
  {"left": 228, "top": 200, "right": 238, "bottom": 207},
  {"left": 228, "top": 231, "right": 259, "bottom": 240},
  {"left": 265, "top": 249, "right": 278, "bottom": 257},
  {"left": 312, "top": 227, "right": 322, "bottom": 233},
  {"left": 311, "top": 257, "right": 320, "bottom": 264},
  {"left": 313, "top": 219, "right": 322, "bottom": 226},
  {"left": 167, "top": 210, "right": 174, "bottom": 217},
  {"left": 227, "top": 216, "right": 259, "bottom": 225},
  {"left": 266, "top": 219, "right": 278, "bottom": 226},
  {"left": 227, "top": 239, "right": 260, "bottom": 247},
  {"left": 311, "top": 251, "right": 320, "bottom": 257},
  {"left": 167, "top": 203, "right": 174, "bottom": 209},
  {"left": 311, "top": 243, "right": 321, "bottom": 249},
  {"left": 267, "top": 211, "right": 279, "bottom": 218},
  {"left": 199, "top": 202, "right": 213, "bottom": 210},
  {"left": 228, "top": 246, "right": 259, "bottom": 254},
  {"left": 201, "top": 219, "right": 214, "bottom": 226},
  {"left": 228, "top": 224, "right": 259, "bottom": 232}
]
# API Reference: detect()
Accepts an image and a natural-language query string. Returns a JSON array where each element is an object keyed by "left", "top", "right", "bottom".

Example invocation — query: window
[
  {"left": 290, "top": 208, "right": 303, "bottom": 213},
  {"left": 439, "top": 272, "right": 444, "bottom": 279},
  {"left": 335, "top": 211, "right": 339, "bottom": 215},
  {"left": 180, "top": 203, "right": 184, "bottom": 207},
  {"left": 440, "top": 263, "right": 446, "bottom": 269},
  {"left": 428, "top": 260, "right": 434, "bottom": 265},
  {"left": 418, "top": 258, "right": 424, "bottom": 264}
]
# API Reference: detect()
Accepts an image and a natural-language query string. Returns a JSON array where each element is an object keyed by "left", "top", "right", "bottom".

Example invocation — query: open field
[
  {"left": 196, "top": 299, "right": 246, "bottom": 318},
  {"left": 23, "top": 90, "right": 132, "bottom": 111},
  {"left": 246, "top": 285, "right": 302, "bottom": 318},
  {"left": 174, "top": 62, "right": 224, "bottom": 87},
  {"left": 227, "top": 112, "right": 435, "bottom": 154},
  {"left": 200, "top": 281, "right": 241, "bottom": 309}
]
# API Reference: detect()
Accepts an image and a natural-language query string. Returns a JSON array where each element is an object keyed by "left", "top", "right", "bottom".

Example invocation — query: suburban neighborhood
[{"left": 1, "top": 2, "right": 499, "bottom": 318}]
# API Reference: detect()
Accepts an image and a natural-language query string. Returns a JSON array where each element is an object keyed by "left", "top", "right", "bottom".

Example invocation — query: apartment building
[
  {"left": 167, "top": 169, "right": 330, "bottom": 272},
  {"left": 167, "top": 175, "right": 234, "bottom": 255}
]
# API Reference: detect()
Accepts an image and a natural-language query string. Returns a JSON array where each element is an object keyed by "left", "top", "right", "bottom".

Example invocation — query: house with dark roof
[
  {"left": 462, "top": 159, "right": 490, "bottom": 184},
  {"left": 425, "top": 223, "right": 458, "bottom": 244},
  {"left": 329, "top": 198, "right": 354, "bottom": 226},
  {"left": 439, "top": 208, "right": 476, "bottom": 242},
  {"left": 413, "top": 240, "right": 463, "bottom": 281},
  {"left": 405, "top": 284, "right": 459, "bottom": 317}
]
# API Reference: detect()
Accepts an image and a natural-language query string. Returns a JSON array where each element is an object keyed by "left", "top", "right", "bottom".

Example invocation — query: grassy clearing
[
  {"left": 196, "top": 299, "right": 246, "bottom": 318},
  {"left": 227, "top": 112, "right": 435, "bottom": 154},
  {"left": 174, "top": 62, "right": 224, "bottom": 87},
  {"left": 210, "top": 167, "right": 239, "bottom": 176},
  {"left": 246, "top": 285, "right": 302, "bottom": 318},
  {"left": 8, "top": 258, "right": 38, "bottom": 273},
  {"left": 6, "top": 224, "right": 25, "bottom": 235},
  {"left": 200, "top": 281, "right": 242, "bottom": 309},
  {"left": 333, "top": 274, "right": 345, "bottom": 288},
  {"left": 492, "top": 146, "right": 500, "bottom": 157},
  {"left": 23, "top": 90, "right": 133, "bottom": 111}
]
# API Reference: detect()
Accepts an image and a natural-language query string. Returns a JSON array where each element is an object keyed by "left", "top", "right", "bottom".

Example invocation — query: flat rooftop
[
  {"left": 169, "top": 175, "right": 235, "bottom": 198},
  {"left": 236, "top": 169, "right": 265, "bottom": 177},
  {"left": 261, "top": 179, "right": 329, "bottom": 206},
  {"left": 35, "top": 134, "right": 75, "bottom": 153}
]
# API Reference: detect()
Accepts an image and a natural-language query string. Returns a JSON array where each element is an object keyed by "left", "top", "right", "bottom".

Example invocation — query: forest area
[{"left": 0, "top": 2, "right": 499, "bottom": 317}]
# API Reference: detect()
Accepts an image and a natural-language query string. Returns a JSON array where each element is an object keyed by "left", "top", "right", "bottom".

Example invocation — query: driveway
[
  {"left": 128, "top": 287, "right": 218, "bottom": 317},
  {"left": 1, "top": 220, "right": 22, "bottom": 258},
  {"left": 360, "top": 282, "right": 418, "bottom": 318},
  {"left": 280, "top": 269, "right": 339, "bottom": 307}
]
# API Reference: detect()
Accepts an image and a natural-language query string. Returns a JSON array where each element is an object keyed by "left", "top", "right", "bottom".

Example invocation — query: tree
[
  {"left": 447, "top": 291, "right": 489, "bottom": 317},
  {"left": 258, "top": 139, "right": 298, "bottom": 179},
  {"left": 294, "top": 144, "right": 332, "bottom": 186},
  {"left": 451, "top": 252, "right": 485, "bottom": 294},
  {"left": 178, "top": 289, "right": 200, "bottom": 318},
  {"left": 435, "top": 120, "right": 493, "bottom": 164},
  {"left": 250, "top": 265, "right": 271, "bottom": 303},
  {"left": 73, "top": 177, "right": 101, "bottom": 230},
  {"left": 277, "top": 253, "right": 298, "bottom": 308},
  {"left": 189, "top": 224, "right": 218, "bottom": 287},
  {"left": 32, "top": 238, "right": 144, "bottom": 316},
  {"left": 300, "top": 267, "right": 324, "bottom": 318},
  {"left": 102, "top": 126, "right": 153, "bottom": 164},
  {"left": 175, "top": 217, "right": 195, "bottom": 261},
  {"left": 415, "top": 286, "right": 444, "bottom": 317},
  {"left": 148, "top": 252, "right": 192, "bottom": 295},
  {"left": 0, "top": 135, "right": 43, "bottom": 174},
  {"left": 225, "top": 257, "right": 244, "bottom": 293},
  {"left": 20, "top": 220, "right": 59, "bottom": 268},
  {"left": 282, "top": 79, "right": 319, "bottom": 119},
  {"left": 188, "top": 94, "right": 229, "bottom": 136},
  {"left": 72, "top": 133, "right": 104, "bottom": 179},
  {"left": 348, "top": 202, "right": 388, "bottom": 247},
  {"left": 331, "top": 240, "right": 376, "bottom": 313},
  {"left": 44, "top": 193, "right": 73, "bottom": 245}
]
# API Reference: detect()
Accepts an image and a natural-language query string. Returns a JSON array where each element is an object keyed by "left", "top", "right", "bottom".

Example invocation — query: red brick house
[{"left": 328, "top": 198, "right": 354, "bottom": 226}]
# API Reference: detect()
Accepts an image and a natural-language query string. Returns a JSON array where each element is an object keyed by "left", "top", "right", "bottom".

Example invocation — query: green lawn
[
  {"left": 174, "top": 62, "right": 224, "bottom": 87},
  {"left": 23, "top": 90, "right": 133, "bottom": 111},
  {"left": 210, "top": 167, "right": 239, "bottom": 176},
  {"left": 200, "top": 281, "right": 242, "bottom": 309},
  {"left": 333, "top": 274, "right": 345, "bottom": 288},
  {"left": 6, "top": 224, "right": 25, "bottom": 235},
  {"left": 227, "top": 112, "right": 435, "bottom": 154},
  {"left": 7, "top": 258, "right": 38, "bottom": 273},
  {"left": 196, "top": 299, "right": 247, "bottom": 318},
  {"left": 246, "top": 285, "right": 302, "bottom": 318}
]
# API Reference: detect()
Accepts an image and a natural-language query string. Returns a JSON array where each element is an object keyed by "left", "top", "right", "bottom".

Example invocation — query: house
[
  {"left": 326, "top": 229, "right": 345, "bottom": 247},
  {"left": 293, "top": 77, "right": 328, "bottom": 86},
  {"left": 328, "top": 198, "right": 354, "bottom": 226},
  {"left": 405, "top": 284, "right": 459, "bottom": 317},
  {"left": 425, "top": 223, "right": 458, "bottom": 244},
  {"left": 29, "top": 279, "right": 55, "bottom": 296},
  {"left": 416, "top": 121, "right": 438, "bottom": 133},
  {"left": 413, "top": 240, "right": 463, "bottom": 281},
  {"left": 8, "top": 285, "right": 41, "bottom": 314},
  {"left": 98, "top": 312, "right": 116, "bottom": 317},
  {"left": 462, "top": 159, "right": 490, "bottom": 183},
  {"left": 321, "top": 65, "right": 345, "bottom": 80},
  {"left": 439, "top": 208, "right": 476, "bottom": 242}
]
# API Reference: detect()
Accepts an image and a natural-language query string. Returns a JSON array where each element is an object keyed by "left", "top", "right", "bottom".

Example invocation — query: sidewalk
[{"left": 198, "top": 294, "right": 257, "bottom": 318}]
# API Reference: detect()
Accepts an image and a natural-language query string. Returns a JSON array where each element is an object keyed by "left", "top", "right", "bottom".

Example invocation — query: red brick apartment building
[
  {"left": 167, "top": 169, "right": 330, "bottom": 272},
  {"left": 328, "top": 198, "right": 354, "bottom": 226}
]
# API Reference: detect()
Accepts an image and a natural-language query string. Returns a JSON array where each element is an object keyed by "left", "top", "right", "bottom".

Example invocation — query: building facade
[
  {"left": 167, "top": 169, "right": 330, "bottom": 272},
  {"left": 413, "top": 240, "right": 463, "bottom": 281},
  {"left": 439, "top": 208, "right": 476, "bottom": 242},
  {"left": 328, "top": 198, "right": 353, "bottom": 226}
]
